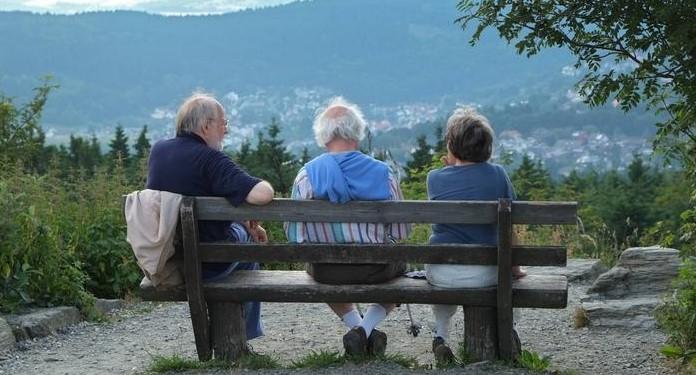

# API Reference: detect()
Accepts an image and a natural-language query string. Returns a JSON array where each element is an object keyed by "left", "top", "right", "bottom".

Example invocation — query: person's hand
[
  {"left": 512, "top": 266, "right": 527, "bottom": 279},
  {"left": 244, "top": 220, "right": 268, "bottom": 243},
  {"left": 440, "top": 154, "right": 453, "bottom": 166}
]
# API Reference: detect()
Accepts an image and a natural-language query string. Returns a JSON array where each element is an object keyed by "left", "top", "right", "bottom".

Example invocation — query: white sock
[
  {"left": 433, "top": 304, "right": 457, "bottom": 341},
  {"left": 359, "top": 304, "right": 387, "bottom": 337},
  {"left": 341, "top": 309, "right": 362, "bottom": 330}
]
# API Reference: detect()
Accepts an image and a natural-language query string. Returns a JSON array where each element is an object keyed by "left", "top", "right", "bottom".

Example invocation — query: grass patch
[
  {"left": 291, "top": 350, "right": 422, "bottom": 370},
  {"left": 455, "top": 342, "right": 477, "bottom": 366},
  {"left": 379, "top": 353, "right": 422, "bottom": 369},
  {"left": 291, "top": 350, "right": 346, "bottom": 368},
  {"left": 516, "top": 350, "right": 550, "bottom": 372},
  {"left": 236, "top": 352, "right": 282, "bottom": 369},
  {"left": 147, "top": 354, "right": 232, "bottom": 373}
]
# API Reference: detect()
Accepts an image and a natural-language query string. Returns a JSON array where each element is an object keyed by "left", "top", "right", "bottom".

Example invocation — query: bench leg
[
  {"left": 209, "top": 302, "right": 247, "bottom": 361},
  {"left": 463, "top": 306, "right": 499, "bottom": 361},
  {"left": 463, "top": 306, "right": 521, "bottom": 361}
]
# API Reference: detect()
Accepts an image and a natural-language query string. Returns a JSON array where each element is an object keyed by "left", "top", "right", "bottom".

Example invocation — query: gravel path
[{"left": 0, "top": 280, "right": 675, "bottom": 375}]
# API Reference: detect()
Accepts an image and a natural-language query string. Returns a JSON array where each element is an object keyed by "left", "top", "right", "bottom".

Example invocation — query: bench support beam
[
  {"left": 463, "top": 306, "right": 498, "bottom": 360},
  {"left": 210, "top": 302, "right": 247, "bottom": 361}
]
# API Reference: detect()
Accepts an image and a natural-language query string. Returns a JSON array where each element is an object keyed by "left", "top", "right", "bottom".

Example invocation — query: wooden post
[
  {"left": 209, "top": 302, "right": 248, "bottom": 361},
  {"left": 180, "top": 197, "right": 212, "bottom": 361},
  {"left": 497, "top": 198, "right": 515, "bottom": 361},
  {"left": 463, "top": 306, "right": 498, "bottom": 360}
]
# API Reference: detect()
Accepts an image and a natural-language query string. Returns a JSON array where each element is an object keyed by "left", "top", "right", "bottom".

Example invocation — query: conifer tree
[
  {"left": 108, "top": 124, "right": 130, "bottom": 167},
  {"left": 133, "top": 125, "right": 151, "bottom": 161}
]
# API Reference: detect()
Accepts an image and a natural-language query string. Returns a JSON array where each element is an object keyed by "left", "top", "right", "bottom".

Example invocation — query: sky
[{"left": 0, "top": 0, "right": 300, "bottom": 15}]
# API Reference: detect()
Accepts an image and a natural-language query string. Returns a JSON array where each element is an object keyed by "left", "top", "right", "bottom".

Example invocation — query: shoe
[
  {"left": 343, "top": 326, "right": 368, "bottom": 356},
  {"left": 367, "top": 328, "right": 387, "bottom": 356},
  {"left": 432, "top": 336, "right": 455, "bottom": 365}
]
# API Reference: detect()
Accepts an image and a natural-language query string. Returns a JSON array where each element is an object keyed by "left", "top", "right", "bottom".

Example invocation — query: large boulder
[{"left": 581, "top": 246, "right": 681, "bottom": 328}]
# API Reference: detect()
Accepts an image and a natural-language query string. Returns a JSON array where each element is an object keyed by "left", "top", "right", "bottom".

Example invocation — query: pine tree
[
  {"left": 406, "top": 135, "right": 432, "bottom": 180},
  {"left": 133, "top": 125, "right": 151, "bottom": 161},
  {"left": 108, "top": 124, "right": 130, "bottom": 168}
]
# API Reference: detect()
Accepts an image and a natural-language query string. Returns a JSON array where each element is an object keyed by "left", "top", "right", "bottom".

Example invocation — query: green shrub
[
  {"left": 656, "top": 259, "right": 696, "bottom": 365},
  {"left": 516, "top": 349, "right": 550, "bottom": 372}
]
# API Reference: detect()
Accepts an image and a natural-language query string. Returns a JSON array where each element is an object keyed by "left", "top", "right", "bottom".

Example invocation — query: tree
[
  {"left": 133, "top": 125, "right": 151, "bottom": 161},
  {"left": 250, "top": 118, "right": 299, "bottom": 196},
  {"left": 511, "top": 154, "right": 553, "bottom": 200},
  {"left": 457, "top": 1, "right": 695, "bottom": 170},
  {"left": 406, "top": 135, "right": 433, "bottom": 179},
  {"left": 107, "top": 125, "right": 130, "bottom": 167},
  {"left": 0, "top": 77, "right": 56, "bottom": 172}
]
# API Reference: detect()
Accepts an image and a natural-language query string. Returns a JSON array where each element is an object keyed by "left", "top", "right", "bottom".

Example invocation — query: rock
[
  {"left": 582, "top": 297, "right": 659, "bottom": 328},
  {"left": 526, "top": 258, "right": 607, "bottom": 283},
  {"left": 587, "top": 246, "right": 680, "bottom": 298},
  {"left": 581, "top": 246, "right": 681, "bottom": 328},
  {"left": 5, "top": 307, "right": 81, "bottom": 341},
  {"left": 0, "top": 317, "right": 15, "bottom": 352},
  {"left": 94, "top": 299, "right": 124, "bottom": 315}
]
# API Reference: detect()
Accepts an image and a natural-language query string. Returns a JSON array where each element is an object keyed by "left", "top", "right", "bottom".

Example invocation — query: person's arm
[{"left": 245, "top": 180, "right": 274, "bottom": 205}]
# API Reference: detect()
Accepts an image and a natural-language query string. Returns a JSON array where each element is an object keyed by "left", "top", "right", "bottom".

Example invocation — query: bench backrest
[{"left": 183, "top": 197, "right": 576, "bottom": 267}]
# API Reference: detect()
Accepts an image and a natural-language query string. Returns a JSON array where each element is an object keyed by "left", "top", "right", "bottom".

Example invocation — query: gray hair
[
  {"left": 313, "top": 96, "right": 367, "bottom": 147},
  {"left": 176, "top": 92, "right": 224, "bottom": 136},
  {"left": 445, "top": 106, "right": 495, "bottom": 163}
]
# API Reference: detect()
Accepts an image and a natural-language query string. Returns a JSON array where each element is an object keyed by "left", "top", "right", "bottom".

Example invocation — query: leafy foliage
[
  {"left": 656, "top": 260, "right": 696, "bottom": 366},
  {"left": 516, "top": 350, "right": 551, "bottom": 372}
]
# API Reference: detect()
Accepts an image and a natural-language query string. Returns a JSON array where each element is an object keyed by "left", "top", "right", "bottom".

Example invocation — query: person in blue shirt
[
  {"left": 425, "top": 107, "right": 526, "bottom": 363},
  {"left": 147, "top": 92, "right": 274, "bottom": 341}
]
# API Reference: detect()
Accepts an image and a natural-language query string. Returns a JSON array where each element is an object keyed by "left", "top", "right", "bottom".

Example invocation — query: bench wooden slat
[
  {"left": 194, "top": 197, "right": 577, "bottom": 225},
  {"left": 140, "top": 271, "right": 567, "bottom": 308},
  {"left": 197, "top": 243, "right": 567, "bottom": 266}
]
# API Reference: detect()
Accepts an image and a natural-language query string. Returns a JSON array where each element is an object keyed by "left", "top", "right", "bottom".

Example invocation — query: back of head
[
  {"left": 445, "top": 107, "right": 494, "bottom": 163},
  {"left": 313, "top": 97, "right": 367, "bottom": 147},
  {"left": 176, "top": 92, "right": 223, "bottom": 136}
]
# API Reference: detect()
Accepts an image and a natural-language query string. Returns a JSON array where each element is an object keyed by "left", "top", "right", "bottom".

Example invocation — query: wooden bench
[{"left": 140, "top": 197, "right": 576, "bottom": 362}]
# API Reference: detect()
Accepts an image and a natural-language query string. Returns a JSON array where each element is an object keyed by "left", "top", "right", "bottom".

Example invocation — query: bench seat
[{"left": 141, "top": 271, "right": 567, "bottom": 308}]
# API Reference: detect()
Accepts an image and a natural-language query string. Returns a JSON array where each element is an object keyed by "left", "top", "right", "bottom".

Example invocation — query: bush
[
  {"left": 0, "top": 162, "right": 140, "bottom": 313},
  {"left": 655, "top": 259, "right": 696, "bottom": 366}
]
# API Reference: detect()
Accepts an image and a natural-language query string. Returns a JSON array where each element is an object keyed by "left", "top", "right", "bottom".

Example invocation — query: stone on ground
[
  {"left": 0, "top": 317, "right": 15, "bottom": 352},
  {"left": 581, "top": 246, "right": 681, "bottom": 328},
  {"left": 526, "top": 258, "right": 607, "bottom": 282},
  {"left": 4, "top": 306, "right": 81, "bottom": 341}
]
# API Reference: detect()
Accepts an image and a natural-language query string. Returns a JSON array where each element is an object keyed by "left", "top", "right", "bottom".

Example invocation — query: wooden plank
[
  {"left": 512, "top": 201, "right": 577, "bottom": 224},
  {"left": 198, "top": 243, "right": 566, "bottom": 266},
  {"left": 209, "top": 302, "right": 247, "bottom": 361},
  {"left": 496, "top": 198, "right": 514, "bottom": 361},
  {"left": 194, "top": 197, "right": 577, "bottom": 225},
  {"left": 180, "top": 197, "right": 212, "bottom": 361},
  {"left": 196, "top": 198, "right": 497, "bottom": 223},
  {"left": 140, "top": 272, "right": 567, "bottom": 307}
]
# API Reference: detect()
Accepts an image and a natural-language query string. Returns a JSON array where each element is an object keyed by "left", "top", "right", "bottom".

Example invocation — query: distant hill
[{"left": 0, "top": 0, "right": 577, "bottom": 134}]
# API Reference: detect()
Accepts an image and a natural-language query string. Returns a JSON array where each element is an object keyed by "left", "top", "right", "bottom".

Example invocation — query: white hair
[
  {"left": 176, "top": 91, "right": 223, "bottom": 135},
  {"left": 313, "top": 96, "right": 367, "bottom": 147}
]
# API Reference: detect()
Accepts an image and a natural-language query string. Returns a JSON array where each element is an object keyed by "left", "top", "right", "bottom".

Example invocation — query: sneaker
[
  {"left": 343, "top": 326, "right": 368, "bottom": 356},
  {"left": 432, "top": 336, "right": 455, "bottom": 365},
  {"left": 367, "top": 329, "right": 387, "bottom": 356}
]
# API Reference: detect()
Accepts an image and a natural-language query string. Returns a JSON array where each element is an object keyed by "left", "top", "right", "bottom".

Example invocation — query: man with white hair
[
  {"left": 147, "top": 91, "right": 274, "bottom": 341},
  {"left": 285, "top": 97, "right": 411, "bottom": 356}
]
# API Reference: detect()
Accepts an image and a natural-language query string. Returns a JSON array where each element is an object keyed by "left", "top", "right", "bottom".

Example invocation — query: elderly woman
[
  {"left": 426, "top": 107, "right": 525, "bottom": 363},
  {"left": 285, "top": 97, "right": 411, "bottom": 356}
]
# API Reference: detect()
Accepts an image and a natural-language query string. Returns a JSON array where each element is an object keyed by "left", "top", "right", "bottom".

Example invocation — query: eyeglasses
[{"left": 209, "top": 117, "right": 229, "bottom": 130}]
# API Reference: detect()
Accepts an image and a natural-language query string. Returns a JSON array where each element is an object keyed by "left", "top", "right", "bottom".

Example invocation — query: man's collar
[{"left": 177, "top": 132, "right": 207, "bottom": 145}]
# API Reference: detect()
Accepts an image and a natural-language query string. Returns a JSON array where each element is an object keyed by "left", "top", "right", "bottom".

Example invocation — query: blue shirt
[
  {"left": 427, "top": 162, "right": 515, "bottom": 245},
  {"left": 146, "top": 133, "right": 261, "bottom": 242}
]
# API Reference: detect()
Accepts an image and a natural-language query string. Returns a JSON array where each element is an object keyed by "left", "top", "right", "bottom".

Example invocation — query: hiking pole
[{"left": 406, "top": 304, "right": 421, "bottom": 337}]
